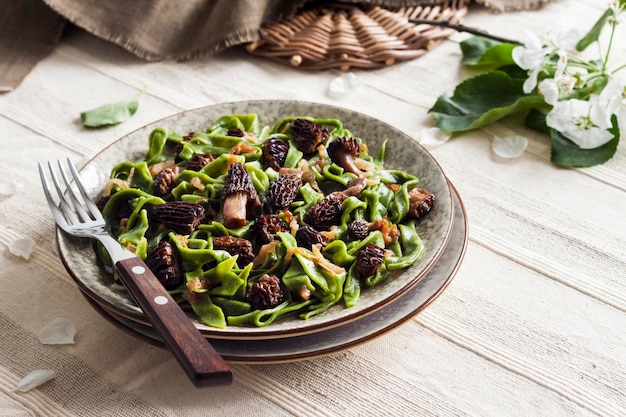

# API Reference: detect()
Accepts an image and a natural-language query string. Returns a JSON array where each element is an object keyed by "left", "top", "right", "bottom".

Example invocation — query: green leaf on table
[
  {"left": 550, "top": 116, "right": 620, "bottom": 167},
  {"left": 429, "top": 71, "right": 548, "bottom": 132},
  {"left": 461, "top": 36, "right": 517, "bottom": 68},
  {"left": 80, "top": 93, "right": 140, "bottom": 128},
  {"left": 576, "top": 8, "right": 612, "bottom": 52}
]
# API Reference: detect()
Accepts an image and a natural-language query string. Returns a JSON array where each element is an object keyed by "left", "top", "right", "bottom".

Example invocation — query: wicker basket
[{"left": 247, "top": 0, "right": 468, "bottom": 71}]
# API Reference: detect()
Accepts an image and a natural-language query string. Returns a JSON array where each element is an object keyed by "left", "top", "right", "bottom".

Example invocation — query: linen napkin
[{"left": 0, "top": 0, "right": 548, "bottom": 92}]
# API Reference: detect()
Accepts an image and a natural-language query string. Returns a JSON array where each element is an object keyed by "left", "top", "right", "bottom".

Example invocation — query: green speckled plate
[{"left": 57, "top": 100, "right": 454, "bottom": 340}]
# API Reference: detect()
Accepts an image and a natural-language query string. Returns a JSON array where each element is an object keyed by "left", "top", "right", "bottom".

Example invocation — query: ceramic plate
[
  {"left": 83, "top": 183, "right": 466, "bottom": 363},
  {"left": 57, "top": 100, "right": 454, "bottom": 339}
]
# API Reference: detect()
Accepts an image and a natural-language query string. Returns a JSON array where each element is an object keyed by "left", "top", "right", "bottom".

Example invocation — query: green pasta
[{"left": 97, "top": 114, "right": 434, "bottom": 328}]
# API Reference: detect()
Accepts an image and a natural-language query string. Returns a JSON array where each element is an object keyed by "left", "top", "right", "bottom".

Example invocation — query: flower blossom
[
  {"left": 599, "top": 74, "right": 626, "bottom": 132},
  {"left": 513, "top": 28, "right": 579, "bottom": 95},
  {"left": 546, "top": 98, "right": 614, "bottom": 149},
  {"left": 512, "top": 30, "right": 553, "bottom": 93}
]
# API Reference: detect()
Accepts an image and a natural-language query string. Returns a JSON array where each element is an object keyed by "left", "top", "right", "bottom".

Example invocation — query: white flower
[
  {"left": 546, "top": 98, "right": 614, "bottom": 148},
  {"left": 599, "top": 75, "right": 626, "bottom": 113},
  {"left": 545, "top": 28, "right": 580, "bottom": 51},
  {"left": 538, "top": 70, "right": 580, "bottom": 105},
  {"left": 539, "top": 79, "right": 559, "bottom": 105},
  {"left": 512, "top": 30, "right": 553, "bottom": 93},
  {"left": 599, "top": 74, "right": 626, "bottom": 132},
  {"left": 609, "top": 0, "right": 625, "bottom": 24}
]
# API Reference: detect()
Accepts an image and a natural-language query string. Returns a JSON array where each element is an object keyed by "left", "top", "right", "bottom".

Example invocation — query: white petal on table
[
  {"left": 491, "top": 135, "right": 529, "bottom": 158},
  {"left": 419, "top": 127, "right": 451, "bottom": 147},
  {"left": 9, "top": 237, "right": 36, "bottom": 261},
  {"left": 15, "top": 370, "right": 57, "bottom": 392},
  {"left": 38, "top": 318, "right": 77, "bottom": 345},
  {"left": 0, "top": 181, "right": 22, "bottom": 196},
  {"left": 328, "top": 72, "right": 363, "bottom": 94}
]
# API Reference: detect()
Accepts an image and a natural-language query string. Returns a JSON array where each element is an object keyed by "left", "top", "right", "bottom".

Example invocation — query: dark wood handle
[{"left": 115, "top": 257, "right": 232, "bottom": 387}]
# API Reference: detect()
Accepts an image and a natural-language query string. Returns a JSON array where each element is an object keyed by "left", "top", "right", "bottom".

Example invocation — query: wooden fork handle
[{"left": 115, "top": 257, "right": 233, "bottom": 387}]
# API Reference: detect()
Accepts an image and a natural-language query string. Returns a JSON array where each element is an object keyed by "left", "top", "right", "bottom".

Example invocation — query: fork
[{"left": 39, "top": 158, "right": 232, "bottom": 387}]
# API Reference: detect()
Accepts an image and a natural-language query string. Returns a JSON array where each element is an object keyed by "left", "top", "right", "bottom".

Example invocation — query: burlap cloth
[{"left": 0, "top": 0, "right": 548, "bottom": 92}]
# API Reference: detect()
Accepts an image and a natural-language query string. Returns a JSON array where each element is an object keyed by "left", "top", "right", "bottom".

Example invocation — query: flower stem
[
  {"left": 602, "top": 20, "right": 617, "bottom": 72},
  {"left": 612, "top": 63, "right": 626, "bottom": 74},
  {"left": 408, "top": 19, "right": 522, "bottom": 45}
]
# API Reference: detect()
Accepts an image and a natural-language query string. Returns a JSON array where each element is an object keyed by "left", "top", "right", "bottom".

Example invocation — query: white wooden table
[{"left": 1, "top": 1, "right": 625, "bottom": 415}]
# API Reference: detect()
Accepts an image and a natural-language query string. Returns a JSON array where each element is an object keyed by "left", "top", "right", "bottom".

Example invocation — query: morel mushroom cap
[
  {"left": 327, "top": 137, "right": 361, "bottom": 175},
  {"left": 262, "top": 137, "right": 289, "bottom": 171},
  {"left": 295, "top": 226, "right": 329, "bottom": 250},
  {"left": 267, "top": 170, "right": 302, "bottom": 211},
  {"left": 407, "top": 188, "right": 435, "bottom": 219},
  {"left": 304, "top": 192, "right": 347, "bottom": 230},
  {"left": 346, "top": 219, "right": 371, "bottom": 241},
  {"left": 153, "top": 166, "right": 181, "bottom": 196},
  {"left": 149, "top": 201, "right": 205, "bottom": 235},
  {"left": 246, "top": 274, "right": 284, "bottom": 310},
  {"left": 212, "top": 235, "right": 255, "bottom": 267},
  {"left": 346, "top": 217, "right": 399, "bottom": 245},
  {"left": 222, "top": 162, "right": 261, "bottom": 229},
  {"left": 227, "top": 128, "right": 245, "bottom": 137},
  {"left": 251, "top": 214, "right": 289, "bottom": 245},
  {"left": 290, "top": 119, "right": 330, "bottom": 154},
  {"left": 144, "top": 241, "right": 185, "bottom": 290},
  {"left": 185, "top": 153, "right": 215, "bottom": 171},
  {"left": 355, "top": 243, "right": 386, "bottom": 278}
]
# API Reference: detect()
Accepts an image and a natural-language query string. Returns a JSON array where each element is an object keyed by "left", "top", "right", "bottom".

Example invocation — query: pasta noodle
[{"left": 97, "top": 114, "right": 431, "bottom": 328}]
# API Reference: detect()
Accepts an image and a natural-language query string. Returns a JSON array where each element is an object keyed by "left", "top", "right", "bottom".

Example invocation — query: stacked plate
[{"left": 57, "top": 100, "right": 468, "bottom": 364}]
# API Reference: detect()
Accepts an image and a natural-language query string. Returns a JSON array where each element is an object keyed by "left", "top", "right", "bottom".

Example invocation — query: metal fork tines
[
  {"left": 38, "top": 158, "right": 132, "bottom": 261},
  {"left": 38, "top": 158, "right": 233, "bottom": 387}
]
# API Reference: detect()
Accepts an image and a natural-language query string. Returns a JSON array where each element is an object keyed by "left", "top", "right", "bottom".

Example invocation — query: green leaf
[
  {"left": 461, "top": 36, "right": 516, "bottom": 68},
  {"left": 80, "top": 93, "right": 140, "bottom": 127},
  {"left": 429, "top": 71, "right": 548, "bottom": 132},
  {"left": 525, "top": 109, "right": 549, "bottom": 133},
  {"left": 576, "top": 8, "right": 612, "bottom": 52},
  {"left": 550, "top": 116, "right": 620, "bottom": 167}
]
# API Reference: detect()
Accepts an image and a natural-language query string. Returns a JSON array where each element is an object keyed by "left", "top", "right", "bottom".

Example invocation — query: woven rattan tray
[{"left": 247, "top": 0, "right": 468, "bottom": 71}]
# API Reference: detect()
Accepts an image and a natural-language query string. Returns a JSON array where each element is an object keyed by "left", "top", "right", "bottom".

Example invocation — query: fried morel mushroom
[
  {"left": 212, "top": 235, "right": 255, "bottom": 267},
  {"left": 327, "top": 137, "right": 361, "bottom": 175},
  {"left": 185, "top": 153, "right": 214, "bottom": 171},
  {"left": 355, "top": 243, "right": 386, "bottom": 278},
  {"left": 144, "top": 241, "right": 185, "bottom": 290},
  {"left": 346, "top": 217, "right": 399, "bottom": 245},
  {"left": 246, "top": 274, "right": 284, "bottom": 310},
  {"left": 305, "top": 192, "right": 347, "bottom": 230},
  {"left": 222, "top": 162, "right": 261, "bottom": 229},
  {"left": 290, "top": 119, "right": 330, "bottom": 154},
  {"left": 262, "top": 137, "right": 289, "bottom": 171},
  {"left": 295, "top": 226, "right": 329, "bottom": 250},
  {"left": 407, "top": 188, "right": 435, "bottom": 219},
  {"left": 250, "top": 214, "right": 289, "bottom": 245},
  {"left": 149, "top": 201, "right": 205, "bottom": 235},
  {"left": 267, "top": 169, "right": 302, "bottom": 211},
  {"left": 153, "top": 166, "right": 181, "bottom": 196}
]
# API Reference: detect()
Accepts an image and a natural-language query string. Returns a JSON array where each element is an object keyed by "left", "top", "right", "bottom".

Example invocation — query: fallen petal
[
  {"left": 329, "top": 72, "right": 363, "bottom": 94},
  {"left": 9, "top": 237, "right": 36, "bottom": 261},
  {"left": 0, "top": 181, "right": 22, "bottom": 196},
  {"left": 38, "top": 318, "right": 76, "bottom": 345},
  {"left": 492, "top": 135, "right": 528, "bottom": 158},
  {"left": 419, "top": 127, "right": 451, "bottom": 147},
  {"left": 16, "top": 370, "right": 56, "bottom": 392}
]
